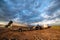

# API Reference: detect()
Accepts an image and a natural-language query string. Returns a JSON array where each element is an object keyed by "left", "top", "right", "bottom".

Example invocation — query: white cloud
[
  {"left": 41, "top": 12, "right": 51, "bottom": 19},
  {"left": 54, "top": 10, "right": 60, "bottom": 16},
  {"left": 40, "top": 0, "right": 55, "bottom": 13},
  {"left": 31, "top": 18, "right": 60, "bottom": 25},
  {"left": 39, "top": 1, "right": 56, "bottom": 19},
  {"left": 41, "top": 9, "right": 60, "bottom": 19},
  {"left": 13, "top": 17, "right": 20, "bottom": 22},
  {"left": 0, "top": 21, "right": 8, "bottom": 25}
]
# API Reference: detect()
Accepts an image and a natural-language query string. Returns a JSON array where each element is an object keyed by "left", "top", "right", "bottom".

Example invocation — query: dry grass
[
  {"left": 52, "top": 25, "right": 60, "bottom": 30},
  {"left": 0, "top": 25, "right": 60, "bottom": 40}
]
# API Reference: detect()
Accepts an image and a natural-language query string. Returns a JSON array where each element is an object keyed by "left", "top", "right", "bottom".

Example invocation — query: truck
[{"left": 5, "top": 21, "right": 51, "bottom": 32}]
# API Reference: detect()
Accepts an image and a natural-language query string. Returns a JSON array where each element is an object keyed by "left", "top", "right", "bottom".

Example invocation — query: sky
[{"left": 0, "top": 0, "right": 60, "bottom": 25}]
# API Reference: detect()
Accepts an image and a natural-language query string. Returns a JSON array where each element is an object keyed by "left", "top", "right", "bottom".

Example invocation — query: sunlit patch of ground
[
  {"left": 52, "top": 25, "right": 60, "bottom": 30},
  {"left": 0, "top": 25, "right": 60, "bottom": 40}
]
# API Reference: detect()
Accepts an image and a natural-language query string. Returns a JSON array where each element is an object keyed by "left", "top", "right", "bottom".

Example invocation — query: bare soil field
[{"left": 0, "top": 26, "right": 60, "bottom": 40}]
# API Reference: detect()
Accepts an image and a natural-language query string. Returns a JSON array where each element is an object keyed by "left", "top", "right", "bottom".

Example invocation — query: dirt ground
[{"left": 0, "top": 27, "right": 60, "bottom": 40}]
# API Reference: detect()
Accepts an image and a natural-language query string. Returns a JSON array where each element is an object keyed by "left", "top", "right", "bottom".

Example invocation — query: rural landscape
[
  {"left": 0, "top": 21, "right": 60, "bottom": 40},
  {"left": 0, "top": 0, "right": 60, "bottom": 40}
]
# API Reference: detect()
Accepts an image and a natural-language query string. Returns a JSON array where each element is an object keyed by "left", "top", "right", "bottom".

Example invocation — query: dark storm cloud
[
  {"left": 0, "top": 0, "right": 17, "bottom": 21},
  {"left": 46, "top": 0, "right": 60, "bottom": 16},
  {"left": 0, "top": 0, "right": 60, "bottom": 24},
  {"left": 0, "top": 0, "right": 42, "bottom": 23}
]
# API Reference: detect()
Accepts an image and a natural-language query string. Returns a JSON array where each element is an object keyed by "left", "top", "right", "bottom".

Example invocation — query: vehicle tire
[{"left": 19, "top": 28, "right": 22, "bottom": 32}]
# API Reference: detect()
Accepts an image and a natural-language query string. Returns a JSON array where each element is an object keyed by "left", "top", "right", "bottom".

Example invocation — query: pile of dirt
[{"left": 0, "top": 27, "right": 60, "bottom": 40}]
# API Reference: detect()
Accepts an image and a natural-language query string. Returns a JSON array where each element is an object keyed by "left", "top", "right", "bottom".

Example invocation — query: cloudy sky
[{"left": 0, "top": 0, "right": 60, "bottom": 25}]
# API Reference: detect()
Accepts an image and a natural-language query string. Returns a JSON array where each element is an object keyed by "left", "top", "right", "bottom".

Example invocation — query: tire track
[{"left": 33, "top": 35, "right": 43, "bottom": 40}]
